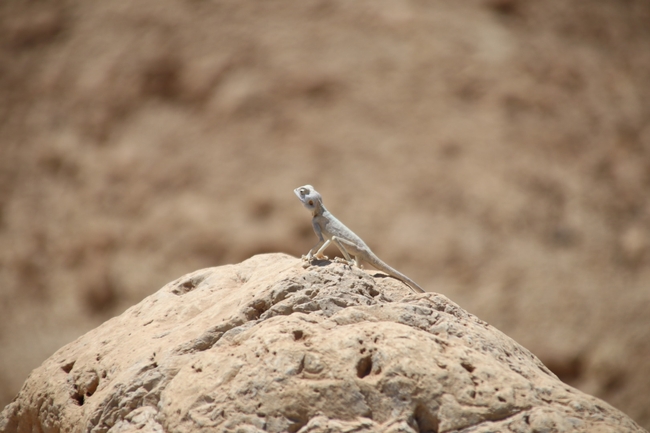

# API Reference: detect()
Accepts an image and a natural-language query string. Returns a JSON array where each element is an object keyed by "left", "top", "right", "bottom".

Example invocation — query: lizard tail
[{"left": 365, "top": 255, "right": 425, "bottom": 294}]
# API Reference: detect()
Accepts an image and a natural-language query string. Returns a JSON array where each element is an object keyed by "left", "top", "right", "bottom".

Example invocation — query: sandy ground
[{"left": 0, "top": 0, "right": 649, "bottom": 428}]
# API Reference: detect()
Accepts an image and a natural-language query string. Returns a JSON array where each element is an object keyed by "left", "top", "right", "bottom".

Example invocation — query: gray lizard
[{"left": 294, "top": 184, "right": 425, "bottom": 294}]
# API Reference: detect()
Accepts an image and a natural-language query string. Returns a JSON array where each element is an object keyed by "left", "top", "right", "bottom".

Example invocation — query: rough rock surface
[{"left": 0, "top": 254, "right": 645, "bottom": 433}]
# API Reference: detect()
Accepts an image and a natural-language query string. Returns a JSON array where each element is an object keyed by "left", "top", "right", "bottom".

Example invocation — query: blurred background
[{"left": 1, "top": 0, "right": 649, "bottom": 428}]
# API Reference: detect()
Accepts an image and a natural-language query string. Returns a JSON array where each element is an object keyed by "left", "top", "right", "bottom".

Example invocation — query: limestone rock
[{"left": 0, "top": 254, "right": 645, "bottom": 433}]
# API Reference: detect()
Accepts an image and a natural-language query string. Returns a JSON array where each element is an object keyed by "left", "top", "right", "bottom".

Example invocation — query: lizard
[{"left": 294, "top": 184, "right": 425, "bottom": 294}]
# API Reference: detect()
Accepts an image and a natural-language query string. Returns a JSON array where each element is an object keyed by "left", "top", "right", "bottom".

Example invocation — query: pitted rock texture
[{"left": 0, "top": 254, "right": 645, "bottom": 433}]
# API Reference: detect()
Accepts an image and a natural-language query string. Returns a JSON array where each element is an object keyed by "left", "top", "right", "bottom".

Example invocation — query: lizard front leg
[
  {"left": 313, "top": 239, "right": 331, "bottom": 260},
  {"left": 305, "top": 221, "right": 329, "bottom": 262}
]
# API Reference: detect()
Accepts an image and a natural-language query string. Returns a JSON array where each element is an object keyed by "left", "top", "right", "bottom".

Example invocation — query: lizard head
[{"left": 294, "top": 185, "right": 322, "bottom": 211}]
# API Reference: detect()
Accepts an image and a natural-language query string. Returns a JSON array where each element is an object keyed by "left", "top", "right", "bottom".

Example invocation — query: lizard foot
[
  {"left": 301, "top": 254, "right": 330, "bottom": 268},
  {"left": 301, "top": 255, "right": 313, "bottom": 268},
  {"left": 333, "top": 257, "right": 354, "bottom": 267}
]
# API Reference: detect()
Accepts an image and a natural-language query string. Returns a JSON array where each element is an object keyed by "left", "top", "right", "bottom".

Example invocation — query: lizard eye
[{"left": 308, "top": 200, "right": 313, "bottom": 206}]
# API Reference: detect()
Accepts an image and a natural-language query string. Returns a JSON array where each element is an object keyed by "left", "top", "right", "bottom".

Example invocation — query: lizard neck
[{"left": 311, "top": 201, "right": 326, "bottom": 217}]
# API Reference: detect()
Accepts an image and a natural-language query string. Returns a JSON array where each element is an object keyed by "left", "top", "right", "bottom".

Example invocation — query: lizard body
[{"left": 294, "top": 185, "right": 425, "bottom": 294}]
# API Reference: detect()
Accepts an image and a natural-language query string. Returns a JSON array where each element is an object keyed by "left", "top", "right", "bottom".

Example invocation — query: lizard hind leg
[
  {"left": 330, "top": 236, "right": 355, "bottom": 265},
  {"left": 331, "top": 236, "right": 364, "bottom": 267}
]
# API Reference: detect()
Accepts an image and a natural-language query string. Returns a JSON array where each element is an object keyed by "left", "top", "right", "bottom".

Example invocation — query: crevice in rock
[
  {"left": 287, "top": 416, "right": 308, "bottom": 433},
  {"left": 482, "top": 406, "right": 528, "bottom": 424},
  {"left": 245, "top": 299, "right": 270, "bottom": 320},
  {"left": 173, "top": 321, "right": 242, "bottom": 355},
  {"left": 412, "top": 404, "right": 439, "bottom": 433},
  {"left": 271, "top": 280, "right": 305, "bottom": 303},
  {"left": 87, "top": 365, "right": 176, "bottom": 433}
]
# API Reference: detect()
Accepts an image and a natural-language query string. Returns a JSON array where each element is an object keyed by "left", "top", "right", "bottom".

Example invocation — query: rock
[{"left": 0, "top": 253, "right": 645, "bottom": 433}]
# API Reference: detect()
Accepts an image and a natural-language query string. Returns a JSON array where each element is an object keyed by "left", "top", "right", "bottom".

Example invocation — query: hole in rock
[
  {"left": 356, "top": 355, "right": 372, "bottom": 378},
  {"left": 172, "top": 275, "right": 205, "bottom": 295},
  {"left": 61, "top": 361, "right": 75, "bottom": 373},
  {"left": 461, "top": 361, "right": 475, "bottom": 373},
  {"left": 246, "top": 299, "right": 270, "bottom": 320},
  {"left": 293, "top": 330, "right": 304, "bottom": 340},
  {"left": 72, "top": 390, "right": 84, "bottom": 406}
]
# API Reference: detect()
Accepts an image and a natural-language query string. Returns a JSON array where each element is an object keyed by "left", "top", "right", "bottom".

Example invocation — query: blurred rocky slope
[{"left": 0, "top": 0, "right": 649, "bottom": 428}]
